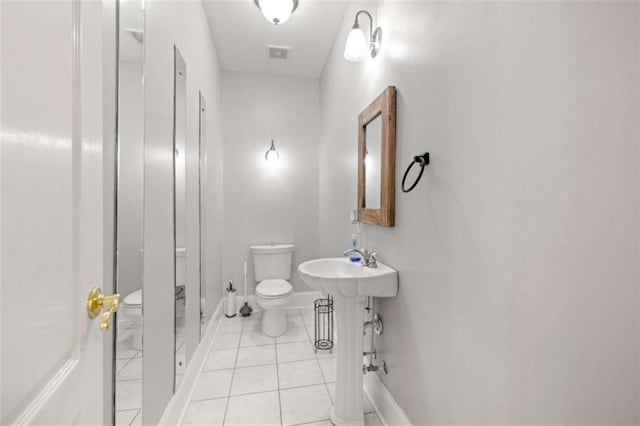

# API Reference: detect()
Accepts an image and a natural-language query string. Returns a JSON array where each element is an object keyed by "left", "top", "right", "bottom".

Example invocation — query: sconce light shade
[
  {"left": 265, "top": 139, "right": 280, "bottom": 162},
  {"left": 343, "top": 10, "right": 382, "bottom": 62},
  {"left": 344, "top": 25, "right": 368, "bottom": 62},
  {"left": 254, "top": 0, "right": 299, "bottom": 25}
]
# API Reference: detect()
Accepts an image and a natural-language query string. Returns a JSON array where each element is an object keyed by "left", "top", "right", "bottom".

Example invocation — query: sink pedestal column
[{"left": 330, "top": 296, "right": 366, "bottom": 426}]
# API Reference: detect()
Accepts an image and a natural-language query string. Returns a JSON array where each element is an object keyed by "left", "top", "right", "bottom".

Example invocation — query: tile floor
[
  {"left": 181, "top": 309, "right": 383, "bottom": 426},
  {"left": 115, "top": 320, "right": 143, "bottom": 426},
  {"left": 115, "top": 314, "right": 188, "bottom": 426}
]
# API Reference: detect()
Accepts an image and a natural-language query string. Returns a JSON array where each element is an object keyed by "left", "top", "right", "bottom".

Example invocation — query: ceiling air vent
[{"left": 266, "top": 45, "right": 291, "bottom": 60}]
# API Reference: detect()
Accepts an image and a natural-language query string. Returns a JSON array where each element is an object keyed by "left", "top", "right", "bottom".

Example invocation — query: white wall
[
  {"left": 319, "top": 1, "right": 639, "bottom": 424},
  {"left": 143, "top": 1, "right": 223, "bottom": 423},
  {"left": 222, "top": 71, "right": 319, "bottom": 296},
  {"left": 117, "top": 61, "right": 144, "bottom": 300}
]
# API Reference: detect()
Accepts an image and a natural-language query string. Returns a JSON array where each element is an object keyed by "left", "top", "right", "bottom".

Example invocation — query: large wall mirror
[
  {"left": 173, "top": 46, "right": 187, "bottom": 391},
  {"left": 358, "top": 86, "right": 397, "bottom": 227},
  {"left": 114, "top": 0, "right": 144, "bottom": 423},
  {"left": 198, "top": 92, "right": 207, "bottom": 339}
]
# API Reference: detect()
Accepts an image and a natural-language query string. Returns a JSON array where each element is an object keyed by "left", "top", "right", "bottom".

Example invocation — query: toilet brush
[{"left": 239, "top": 261, "right": 253, "bottom": 317}]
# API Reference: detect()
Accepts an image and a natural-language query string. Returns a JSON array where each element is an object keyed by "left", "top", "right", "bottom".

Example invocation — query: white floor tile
[
  {"left": 278, "top": 359, "right": 324, "bottom": 389},
  {"left": 117, "top": 327, "right": 134, "bottom": 343},
  {"left": 118, "top": 357, "right": 142, "bottom": 381},
  {"left": 224, "top": 391, "right": 280, "bottom": 426},
  {"left": 236, "top": 344, "right": 276, "bottom": 367},
  {"left": 117, "top": 319, "right": 134, "bottom": 329},
  {"left": 115, "top": 409, "right": 139, "bottom": 426},
  {"left": 364, "top": 412, "right": 383, "bottom": 426},
  {"left": 305, "top": 324, "right": 317, "bottom": 340},
  {"left": 130, "top": 410, "right": 142, "bottom": 426},
  {"left": 212, "top": 332, "right": 241, "bottom": 350},
  {"left": 192, "top": 369, "right": 233, "bottom": 401},
  {"left": 182, "top": 397, "right": 227, "bottom": 426},
  {"left": 280, "top": 384, "right": 332, "bottom": 426},
  {"left": 116, "top": 345, "right": 140, "bottom": 360},
  {"left": 116, "top": 379, "right": 141, "bottom": 410},
  {"left": 230, "top": 364, "right": 278, "bottom": 395},
  {"left": 287, "top": 316, "right": 305, "bottom": 327},
  {"left": 301, "top": 312, "right": 315, "bottom": 322},
  {"left": 116, "top": 358, "right": 130, "bottom": 375},
  {"left": 317, "top": 356, "right": 337, "bottom": 383},
  {"left": 275, "top": 323, "right": 310, "bottom": 344},
  {"left": 240, "top": 330, "right": 275, "bottom": 347},
  {"left": 296, "top": 422, "right": 333, "bottom": 426},
  {"left": 176, "top": 336, "right": 186, "bottom": 353},
  {"left": 276, "top": 341, "right": 316, "bottom": 363},
  {"left": 204, "top": 348, "right": 237, "bottom": 371},
  {"left": 220, "top": 317, "right": 244, "bottom": 333},
  {"left": 242, "top": 317, "right": 263, "bottom": 333},
  {"left": 327, "top": 383, "right": 375, "bottom": 414}
]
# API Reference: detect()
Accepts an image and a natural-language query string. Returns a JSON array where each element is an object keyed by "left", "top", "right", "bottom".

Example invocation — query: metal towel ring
[{"left": 401, "top": 152, "right": 430, "bottom": 193}]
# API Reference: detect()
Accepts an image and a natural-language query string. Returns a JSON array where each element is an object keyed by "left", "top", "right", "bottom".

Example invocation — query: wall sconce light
[
  {"left": 265, "top": 139, "right": 280, "bottom": 162},
  {"left": 253, "top": 0, "right": 299, "bottom": 25},
  {"left": 344, "top": 10, "right": 382, "bottom": 62}
]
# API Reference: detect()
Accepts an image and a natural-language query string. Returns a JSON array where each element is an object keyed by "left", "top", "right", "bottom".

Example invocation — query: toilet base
[{"left": 261, "top": 307, "right": 287, "bottom": 337}]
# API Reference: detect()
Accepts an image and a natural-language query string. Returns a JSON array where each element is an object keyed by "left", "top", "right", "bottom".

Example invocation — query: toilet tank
[{"left": 250, "top": 244, "right": 295, "bottom": 281}]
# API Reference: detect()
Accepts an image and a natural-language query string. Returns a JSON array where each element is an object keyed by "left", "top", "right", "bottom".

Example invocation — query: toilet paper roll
[{"left": 225, "top": 289, "right": 237, "bottom": 318}]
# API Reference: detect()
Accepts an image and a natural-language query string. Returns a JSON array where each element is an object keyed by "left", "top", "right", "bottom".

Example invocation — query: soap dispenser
[{"left": 348, "top": 233, "right": 362, "bottom": 263}]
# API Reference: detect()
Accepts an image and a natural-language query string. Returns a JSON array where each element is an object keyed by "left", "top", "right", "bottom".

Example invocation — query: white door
[{"left": 1, "top": 1, "right": 111, "bottom": 424}]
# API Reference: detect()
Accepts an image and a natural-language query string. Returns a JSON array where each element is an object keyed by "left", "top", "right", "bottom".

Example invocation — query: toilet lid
[
  {"left": 256, "top": 279, "right": 292, "bottom": 298},
  {"left": 124, "top": 289, "right": 142, "bottom": 306}
]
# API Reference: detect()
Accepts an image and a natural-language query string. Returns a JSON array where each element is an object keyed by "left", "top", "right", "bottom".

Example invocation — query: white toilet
[
  {"left": 120, "top": 247, "right": 186, "bottom": 351},
  {"left": 250, "top": 244, "right": 295, "bottom": 337},
  {"left": 122, "top": 289, "right": 142, "bottom": 350}
]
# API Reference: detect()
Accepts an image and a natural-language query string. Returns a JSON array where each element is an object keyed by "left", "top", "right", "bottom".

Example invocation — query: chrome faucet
[{"left": 343, "top": 248, "right": 378, "bottom": 268}]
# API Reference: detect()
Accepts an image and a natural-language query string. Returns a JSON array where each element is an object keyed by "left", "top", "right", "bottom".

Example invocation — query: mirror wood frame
[{"left": 358, "top": 86, "right": 397, "bottom": 227}]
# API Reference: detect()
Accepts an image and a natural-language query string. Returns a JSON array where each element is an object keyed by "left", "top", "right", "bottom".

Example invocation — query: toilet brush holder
[{"left": 225, "top": 282, "right": 237, "bottom": 318}]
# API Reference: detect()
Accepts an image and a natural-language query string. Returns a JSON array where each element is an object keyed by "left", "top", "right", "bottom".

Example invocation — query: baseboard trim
[
  {"left": 288, "top": 290, "right": 323, "bottom": 309},
  {"left": 239, "top": 290, "right": 322, "bottom": 314},
  {"left": 159, "top": 298, "right": 224, "bottom": 426},
  {"left": 363, "top": 371, "right": 411, "bottom": 426}
]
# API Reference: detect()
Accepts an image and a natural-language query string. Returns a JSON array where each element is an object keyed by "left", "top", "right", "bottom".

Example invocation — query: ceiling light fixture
[
  {"left": 265, "top": 139, "right": 280, "bottom": 162},
  {"left": 344, "top": 10, "right": 382, "bottom": 62},
  {"left": 253, "top": 0, "right": 299, "bottom": 26}
]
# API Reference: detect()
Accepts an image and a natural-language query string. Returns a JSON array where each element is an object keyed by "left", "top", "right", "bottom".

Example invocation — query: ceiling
[{"left": 203, "top": 0, "right": 349, "bottom": 78}]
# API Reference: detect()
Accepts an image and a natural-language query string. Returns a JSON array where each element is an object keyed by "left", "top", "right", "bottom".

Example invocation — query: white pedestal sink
[{"left": 298, "top": 258, "right": 398, "bottom": 426}]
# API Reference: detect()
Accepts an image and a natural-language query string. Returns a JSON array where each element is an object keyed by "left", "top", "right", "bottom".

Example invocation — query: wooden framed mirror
[{"left": 358, "top": 86, "right": 397, "bottom": 227}]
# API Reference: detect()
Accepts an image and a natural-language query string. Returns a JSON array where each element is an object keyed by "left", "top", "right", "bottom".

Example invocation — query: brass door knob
[{"left": 87, "top": 287, "right": 120, "bottom": 332}]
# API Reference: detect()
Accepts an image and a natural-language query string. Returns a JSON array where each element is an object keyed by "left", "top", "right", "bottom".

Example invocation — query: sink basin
[
  {"left": 298, "top": 257, "right": 399, "bottom": 426},
  {"left": 298, "top": 257, "right": 398, "bottom": 298}
]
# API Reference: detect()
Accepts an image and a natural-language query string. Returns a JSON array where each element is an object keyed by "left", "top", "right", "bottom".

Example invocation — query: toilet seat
[
  {"left": 256, "top": 279, "right": 292, "bottom": 298},
  {"left": 124, "top": 289, "right": 142, "bottom": 306}
]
